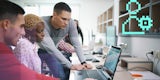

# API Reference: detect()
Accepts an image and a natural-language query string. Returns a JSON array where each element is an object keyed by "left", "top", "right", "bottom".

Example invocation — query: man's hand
[
  {"left": 83, "top": 63, "right": 93, "bottom": 69},
  {"left": 70, "top": 64, "right": 85, "bottom": 70}
]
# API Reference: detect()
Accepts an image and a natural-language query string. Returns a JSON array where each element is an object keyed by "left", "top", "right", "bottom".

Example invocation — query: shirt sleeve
[
  {"left": 0, "top": 43, "right": 59, "bottom": 80},
  {"left": 30, "top": 44, "right": 42, "bottom": 73},
  {"left": 68, "top": 20, "right": 86, "bottom": 63},
  {"left": 14, "top": 39, "right": 33, "bottom": 68},
  {"left": 58, "top": 40, "right": 75, "bottom": 53},
  {"left": 39, "top": 29, "right": 72, "bottom": 68}
]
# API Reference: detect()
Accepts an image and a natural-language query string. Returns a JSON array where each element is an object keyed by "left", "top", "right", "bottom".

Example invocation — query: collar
[{"left": 0, "top": 42, "right": 13, "bottom": 54}]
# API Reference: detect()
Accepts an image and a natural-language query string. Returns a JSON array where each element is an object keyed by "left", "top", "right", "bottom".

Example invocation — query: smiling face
[
  {"left": 35, "top": 22, "right": 45, "bottom": 42},
  {"left": 51, "top": 10, "right": 71, "bottom": 29},
  {"left": 4, "top": 14, "right": 25, "bottom": 46}
]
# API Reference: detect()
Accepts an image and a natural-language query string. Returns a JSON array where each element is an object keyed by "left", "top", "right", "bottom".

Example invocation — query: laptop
[{"left": 74, "top": 46, "right": 122, "bottom": 80}]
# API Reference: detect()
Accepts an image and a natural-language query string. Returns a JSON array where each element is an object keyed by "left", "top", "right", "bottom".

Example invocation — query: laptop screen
[{"left": 103, "top": 46, "right": 121, "bottom": 74}]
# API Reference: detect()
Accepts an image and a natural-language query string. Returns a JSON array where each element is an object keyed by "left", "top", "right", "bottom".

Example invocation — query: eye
[
  {"left": 20, "top": 24, "right": 25, "bottom": 28},
  {"left": 62, "top": 18, "right": 67, "bottom": 21},
  {"left": 37, "top": 29, "right": 44, "bottom": 33}
]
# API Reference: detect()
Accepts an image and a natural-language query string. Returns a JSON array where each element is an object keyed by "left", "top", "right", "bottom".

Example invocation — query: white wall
[
  {"left": 118, "top": 36, "right": 160, "bottom": 75},
  {"left": 118, "top": 36, "right": 160, "bottom": 56},
  {"left": 79, "top": 0, "right": 113, "bottom": 45}
]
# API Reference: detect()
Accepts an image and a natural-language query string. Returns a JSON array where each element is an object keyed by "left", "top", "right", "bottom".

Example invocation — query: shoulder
[
  {"left": 67, "top": 19, "right": 75, "bottom": 29},
  {"left": 15, "top": 38, "right": 33, "bottom": 50},
  {"left": 17, "top": 38, "right": 32, "bottom": 45},
  {"left": 41, "top": 16, "right": 51, "bottom": 21},
  {"left": 14, "top": 38, "right": 33, "bottom": 54},
  {"left": 69, "top": 19, "right": 74, "bottom": 26},
  {"left": 41, "top": 16, "right": 52, "bottom": 26},
  {"left": 41, "top": 16, "right": 52, "bottom": 33}
]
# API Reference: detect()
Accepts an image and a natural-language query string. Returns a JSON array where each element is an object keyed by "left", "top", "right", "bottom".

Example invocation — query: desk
[
  {"left": 69, "top": 54, "right": 133, "bottom": 80},
  {"left": 113, "top": 66, "right": 133, "bottom": 80}
]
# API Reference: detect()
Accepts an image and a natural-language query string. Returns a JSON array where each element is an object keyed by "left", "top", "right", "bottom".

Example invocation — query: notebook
[{"left": 74, "top": 46, "right": 122, "bottom": 80}]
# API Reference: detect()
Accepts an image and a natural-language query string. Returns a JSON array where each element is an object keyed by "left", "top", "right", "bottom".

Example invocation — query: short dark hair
[
  {"left": 0, "top": 0, "right": 25, "bottom": 23},
  {"left": 54, "top": 2, "right": 71, "bottom": 14}
]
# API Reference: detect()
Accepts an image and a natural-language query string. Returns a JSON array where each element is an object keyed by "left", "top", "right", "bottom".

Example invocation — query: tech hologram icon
[{"left": 122, "top": 0, "right": 153, "bottom": 35}]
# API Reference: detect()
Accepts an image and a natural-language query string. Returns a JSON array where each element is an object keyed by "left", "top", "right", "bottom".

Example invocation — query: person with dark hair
[
  {"left": 0, "top": 1, "right": 58, "bottom": 80},
  {"left": 63, "top": 19, "right": 84, "bottom": 45},
  {"left": 38, "top": 2, "right": 92, "bottom": 80},
  {"left": 74, "top": 19, "right": 84, "bottom": 44},
  {"left": 14, "top": 14, "right": 44, "bottom": 73}
]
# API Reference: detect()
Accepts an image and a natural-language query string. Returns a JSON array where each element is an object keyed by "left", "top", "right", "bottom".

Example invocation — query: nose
[
  {"left": 64, "top": 20, "right": 69, "bottom": 25},
  {"left": 41, "top": 32, "right": 45, "bottom": 38}
]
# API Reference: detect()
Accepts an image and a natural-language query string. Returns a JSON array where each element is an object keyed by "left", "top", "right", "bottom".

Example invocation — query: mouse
[
  {"left": 92, "top": 59, "right": 100, "bottom": 62},
  {"left": 96, "top": 65, "right": 103, "bottom": 69}
]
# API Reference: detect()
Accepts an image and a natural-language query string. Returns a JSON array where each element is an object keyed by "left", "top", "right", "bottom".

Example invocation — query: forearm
[
  {"left": 45, "top": 45, "right": 72, "bottom": 68},
  {"left": 69, "top": 20, "right": 86, "bottom": 63},
  {"left": 39, "top": 36, "right": 72, "bottom": 68},
  {"left": 71, "top": 37, "right": 86, "bottom": 63}
]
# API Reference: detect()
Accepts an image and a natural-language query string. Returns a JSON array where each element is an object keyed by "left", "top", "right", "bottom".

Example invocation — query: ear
[
  {"left": 1, "top": 19, "right": 10, "bottom": 30},
  {"left": 53, "top": 12, "right": 57, "bottom": 16}
]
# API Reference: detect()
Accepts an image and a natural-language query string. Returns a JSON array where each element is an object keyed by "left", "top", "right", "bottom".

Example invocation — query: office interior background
[{"left": 10, "top": 0, "right": 160, "bottom": 76}]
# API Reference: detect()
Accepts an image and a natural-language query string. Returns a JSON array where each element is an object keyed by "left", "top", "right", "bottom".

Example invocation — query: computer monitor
[{"left": 106, "top": 26, "right": 116, "bottom": 47}]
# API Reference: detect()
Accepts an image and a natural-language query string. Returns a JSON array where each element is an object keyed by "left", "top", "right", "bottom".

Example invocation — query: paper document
[{"left": 129, "top": 71, "right": 160, "bottom": 80}]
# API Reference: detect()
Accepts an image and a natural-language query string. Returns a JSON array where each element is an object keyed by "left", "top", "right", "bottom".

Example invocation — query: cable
[
  {"left": 146, "top": 51, "right": 153, "bottom": 61},
  {"left": 153, "top": 56, "right": 157, "bottom": 72},
  {"left": 154, "top": 59, "right": 160, "bottom": 73},
  {"left": 144, "top": 51, "right": 160, "bottom": 73},
  {"left": 146, "top": 53, "right": 150, "bottom": 61}
]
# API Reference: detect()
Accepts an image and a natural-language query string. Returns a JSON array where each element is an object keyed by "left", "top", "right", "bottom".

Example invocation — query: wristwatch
[{"left": 81, "top": 61, "right": 86, "bottom": 65}]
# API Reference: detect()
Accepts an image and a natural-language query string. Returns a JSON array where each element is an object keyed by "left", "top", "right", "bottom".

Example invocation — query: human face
[
  {"left": 35, "top": 22, "right": 45, "bottom": 42},
  {"left": 52, "top": 10, "right": 71, "bottom": 29},
  {"left": 4, "top": 14, "right": 25, "bottom": 46}
]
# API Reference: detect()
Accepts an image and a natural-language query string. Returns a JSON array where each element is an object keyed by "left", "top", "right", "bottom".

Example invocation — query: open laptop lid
[{"left": 103, "top": 46, "right": 122, "bottom": 78}]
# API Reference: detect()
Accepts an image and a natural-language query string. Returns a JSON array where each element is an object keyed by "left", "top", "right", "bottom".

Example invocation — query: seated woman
[{"left": 14, "top": 14, "right": 45, "bottom": 73}]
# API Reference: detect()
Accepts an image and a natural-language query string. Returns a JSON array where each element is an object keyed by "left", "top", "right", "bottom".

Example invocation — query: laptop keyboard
[
  {"left": 84, "top": 54, "right": 94, "bottom": 61},
  {"left": 83, "top": 70, "right": 106, "bottom": 80}
]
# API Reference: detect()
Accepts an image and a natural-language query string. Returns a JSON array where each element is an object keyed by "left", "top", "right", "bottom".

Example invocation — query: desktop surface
[{"left": 69, "top": 49, "right": 134, "bottom": 80}]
